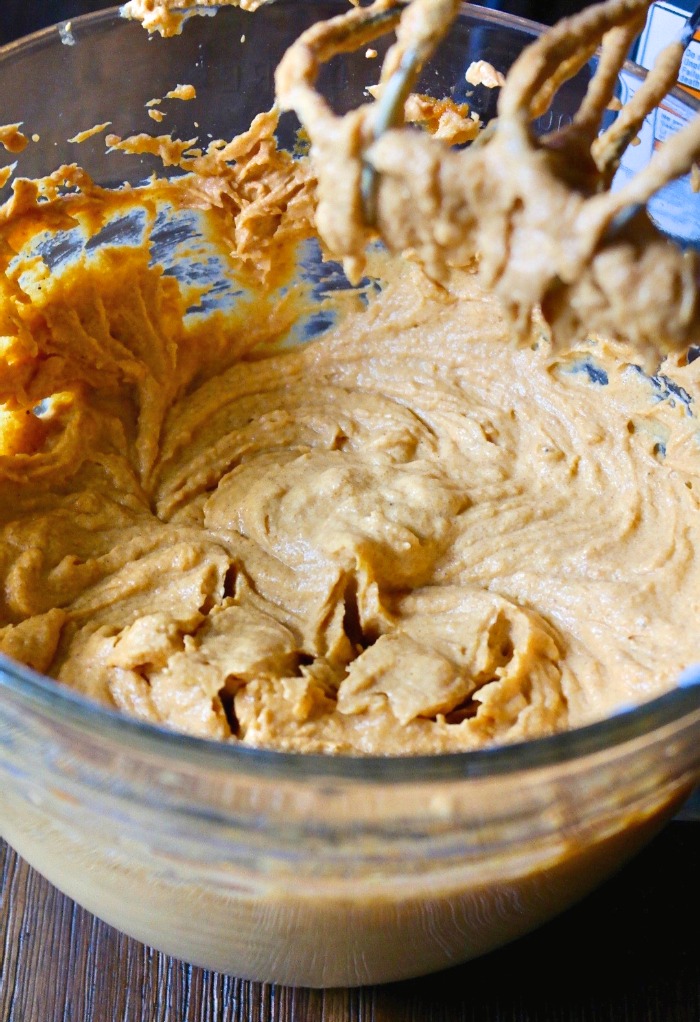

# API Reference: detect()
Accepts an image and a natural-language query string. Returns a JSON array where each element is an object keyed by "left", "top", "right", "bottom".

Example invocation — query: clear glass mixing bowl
[{"left": 1, "top": 1, "right": 700, "bottom": 988}]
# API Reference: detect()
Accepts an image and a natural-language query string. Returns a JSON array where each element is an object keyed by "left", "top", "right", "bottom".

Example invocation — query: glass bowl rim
[
  {"left": 0, "top": 1, "right": 582, "bottom": 58},
  {"left": 1, "top": 1, "right": 700, "bottom": 785}
]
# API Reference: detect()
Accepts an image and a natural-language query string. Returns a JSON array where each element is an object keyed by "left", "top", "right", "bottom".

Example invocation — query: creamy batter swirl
[{"left": 1, "top": 209, "right": 699, "bottom": 753}]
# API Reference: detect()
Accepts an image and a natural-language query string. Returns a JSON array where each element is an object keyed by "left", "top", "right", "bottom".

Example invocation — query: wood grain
[{"left": 2, "top": 826, "right": 699, "bottom": 1022}]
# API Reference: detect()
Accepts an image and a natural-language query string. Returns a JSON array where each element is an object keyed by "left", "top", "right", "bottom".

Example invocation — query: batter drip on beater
[{"left": 274, "top": 0, "right": 700, "bottom": 358}]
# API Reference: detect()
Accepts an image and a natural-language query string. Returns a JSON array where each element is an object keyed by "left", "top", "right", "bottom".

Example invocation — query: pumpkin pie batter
[{"left": 1, "top": 2, "right": 700, "bottom": 754}]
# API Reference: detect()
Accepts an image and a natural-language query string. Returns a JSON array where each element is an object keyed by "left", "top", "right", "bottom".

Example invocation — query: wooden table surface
[{"left": 2, "top": 823, "right": 699, "bottom": 1022}]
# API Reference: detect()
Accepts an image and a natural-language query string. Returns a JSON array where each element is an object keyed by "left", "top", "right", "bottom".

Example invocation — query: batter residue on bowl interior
[{"left": 120, "top": 0, "right": 270, "bottom": 36}]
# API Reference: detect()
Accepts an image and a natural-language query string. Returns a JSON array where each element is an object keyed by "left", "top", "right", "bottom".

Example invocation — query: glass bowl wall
[{"left": 1, "top": 2, "right": 699, "bottom": 987}]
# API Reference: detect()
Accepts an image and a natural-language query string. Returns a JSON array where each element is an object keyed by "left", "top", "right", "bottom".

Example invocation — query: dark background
[{"left": 0, "top": 0, "right": 591, "bottom": 46}]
